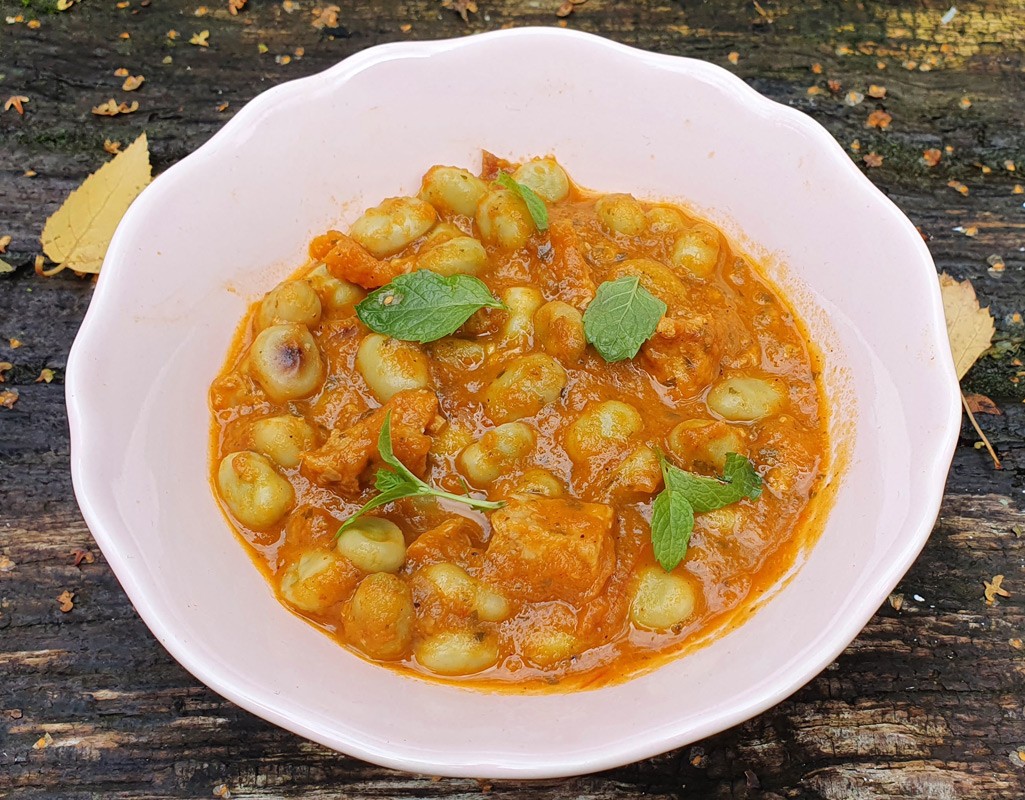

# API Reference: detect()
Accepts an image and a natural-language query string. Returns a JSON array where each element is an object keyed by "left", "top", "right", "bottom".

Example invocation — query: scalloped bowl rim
[{"left": 66, "top": 28, "right": 960, "bottom": 778}]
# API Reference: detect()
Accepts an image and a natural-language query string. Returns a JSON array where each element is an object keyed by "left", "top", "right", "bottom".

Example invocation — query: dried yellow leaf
[
  {"left": 0, "top": 362, "right": 11, "bottom": 382},
  {"left": 122, "top": 75, "right": 145, "bottom": 92},
  {"left": 57, "top": 590, "right": 75, "bottom": 612},
  {"left": 35, "top": 368, "right": 55, "bottom": 383},
  {"left": 103, "top": 139, "right": 122, "bottom": 154},
  {"left": 40, "top": 133, "right": 151, "bottom": 275},
  {"left": 33, "top": 732, "right": 54, "bottom": 749},
  {"left": 0, "top": 554, "right": 15, "bottom": 571},
  {"left": 0, "top": 259, "right": 13, "bottom": 274},
  {"left": 190, "top": 30, "right": 210, "bottom": 47},
  {"left": 0, "top": 389, "right": 18, "bottom": 409},
  {"left": 984, "top": 575, "right": 1010, "bottom": 605},
  {"left": 939, "top": 273, "right": 995, "bottom": 380},
  {"left": 0, "top": 234, "right": 10, "bottom": 253},
  {"left": 727, "top": 51, "right": 739, "bottom": 65},
  {"left": 56, "top": 0, "right": 75, "bottom": 10}
]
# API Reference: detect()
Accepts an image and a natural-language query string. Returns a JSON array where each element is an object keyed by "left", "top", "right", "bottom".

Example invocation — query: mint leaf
[
  {"left": 583, "top": 276, "right": 667, "bottom": 362},
  {"left": 495, "top": 172, "right": 549, "bottom": 232},
  {"left": 650, "top": 484, "right": 695, "bottom": 572},
  {"left": 649, "top": 452, "right": 762, "bottom": 570},
  {"left": 336, "top": 411, "right": 505, "bottom": 537},
  {"left": 356, "top": 270, "right": 504, "bottom": 343}
]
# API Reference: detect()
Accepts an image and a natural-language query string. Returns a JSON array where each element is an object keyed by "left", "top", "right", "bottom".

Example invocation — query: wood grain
[{"left": 1, "top": 1, "right": 1024, "bottom": 797}]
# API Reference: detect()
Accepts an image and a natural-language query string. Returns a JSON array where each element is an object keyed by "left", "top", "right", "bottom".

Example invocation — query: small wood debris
[
  {"left": 442, "top": 0, "right": 478, "bottom": 22},
  {"left": 984, "top": 575, "right": 1010, "bottom": 605},
  {"left": 104, "top": 139, "right": 122, "bottom": 155},
  {"left": 91, "top": 99, "right": 139, "bottom": 116},
  {"left": 866, "top": 109, "right": 892, "bottom": 129},
  {"left": 0, "top": 389, "right": 19, "bottom": 409},
  {"left": 947, "top": 179, "right": 969, "bottom": 196},
  {"left": 961, "top": 225, "right": 978, "bottom": 237},
  {"left": 888, "top": 593, "right": 904, "bottom": 611},
  {"left": 57, "top": 590, "right": 75, "bottom": 612},
  {"left": 23, "top": 170, "right": 36, "bottom": 178},
  {"left": 4, "top": 95, "right": 29, "bottom": 115},
  {"left": 228, "top": 0, "right": 247, "bottom": 15},
  {"left": 556, "top": 1, "right": 574, "bottom": 17},
  {"left": 35, "top": 368, "right": 55, "bottom": 384},
  {"left": 122, "top": 75, "right": 145, "bottom": 92},
  {"left": 959, "top": 97, "right": 972, "bottom": 109},
  {"left": 33, "top": 732, "right": 54, "bottom": 750},
  {"left": 72, "top": 548, "right": 96, "bottom": 567},
  {"left": 190, "top": 30, "right": 210, "bottom": 47},
  {"left": 0, "top": 555, "right": 15, "bottom": 572},
  {"left": 922, "top": 148, "right": 942, "bottom": 167},
  {"left": 863, "top": 152, "right": 883, "bottom": 168},
  {"left": 216, "top": 101, "right": 229, "bottom": 112},
  {"left": 964, "top": 393, "right": 1001, "bottom": 415},
  {"left": 745, "top": 770, "right": 761, "bottom": 789},
  {"left": 867, "top": 84, "right": 887, "bottom": 98},
  {"left": 1010, "top": 638, "right": 1023, "bottom": 650}
]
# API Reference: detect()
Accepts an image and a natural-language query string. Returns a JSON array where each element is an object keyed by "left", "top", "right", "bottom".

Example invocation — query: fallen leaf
[
  {"left": 91, "top": 99, "right": 139, "bottom": 116},
  {"left": 27, "top": 19, "right": 40, "bottom": 29},
  {"left": 35, "top": 368, "right": 55, "bottom": 384},
  {"left": 103, "top": 139, "right": 122, "bottom": 155},
  {"left": 727, "top": 51, "right": 740, "bottom": 65},
  {"left": 40, "top": 133, "right": 152, "bottom": 275},
  {"left": 867, "top": 84, "right": 887, "bottom": 98},
  {"left": 72, "top": 548, "right": 95, "bottom": 567},
  {"left": 0, "top": 554, "right": 14, "bottom": 571},
  {"left": 962, "top": 226, "right": 978, "bottom": 237},
  {"left": 1005, "top": 160, "right": 1017, "bottom": 172},
  {"left": 0, "top": 389, "right": 17, "bottom": 409},
  {"left": 213, "top": 784, "right": 232, "bottom": 799},
  {"left": 122, "top": 75, "right": 145, "bottom": 92},
  {"left": 113, "top": 67, "right": 129, "bottom": 77},
  {"left": 190, "top": 30, "right": 210, "bottom": 47},
  {"left": 940, "top": 273, "right": 995, "bottom": 379},
  {"left": 959, "top": 96, "right": 972, "bottom": 109},
  {"left": 441, "top": 0, "right": 477, "bottom": 22},
  {"left": 228, "top": 0, "right": 247, "bottom": 15},
  {"left": 888, "top": 593, "right": 904, "bottom": 611},
  {"left": 275, "top": 55, "right": 292, "bottom": 65},
  {"left": 947, "top": 179, "right": 969, "bottom": 196},
  {"left": 0, "top": 362, "right": 11, "bottom": 381},
  {"left": 311, "top": 4, "right": 340, "bottom": 28},
  {"left": 1014, "top": 185, "right": 1024, "bottom": 195},
  {"left": 863, "top": 152, "right": 883, "bottom": 168},
  {"left": 828, "top": 79, "right": 842, "bottom": 94},
  {"left": 57, "top": 590, "right": 75, "bottom": 612},
  {"left": 216, "top": 101, "right": 229, "bottom": 112},
  {"left": 987, "top": 254, "right": 1005, "bottom": 274},
  {"left": 257, "top": 42, "right": 268, "bottom": 53},
  {"left": 9, "top": 338, "right": 22, "bottom": 349},
  {"left": 195, "top": 5, "right": 209, "bottom": 15},
  {"left": 866, "top": 109, "right": 892, "bottom": 129},
  {"left": 811, "top": 63, "right": 822, "bottom": 74},
  {"left": 33, "top": 733, "right": 54, "bottom": 749},
  {"left": 556, "top": 0, "right": 573, "bottom": 17},
  {"left": 56, "top": 0, "right": 75, "bottom": 10},
  {"left": 23, "top": 170, "right": 36, "bottom": 178},
  {"left": 4, "top": 95, "right": 29, "bottom": 115},
  {"left": 964, "top": 393, "right": 1001, "bottom": 415},
  {"left": 845, "top": 90, "right": 864, "bottom": 106},
  {"left": 923, "top": 150, "right": 942, "bottom": 169},
  {"left": 984, "top": 575, "right": 1010, "bottom": 605},
  {"left": 167, "top": 29, "right": 179, "bottom": 40},
  {"left": 1010, "top": 638, "right": 1024, "bottom": 650},
  {"left": 400, "top": 23, "right": 412, "bottom": 32},
  {"left": 119, "top": 31, "right": 130, "bottom": 39},
  {"left": 0, "top": 235, "right": 10, "bottom": 254},
  {"left": 0, "top": 258, "right": 13, "bottom": 274},
  {"left": 806, "top": 86, "right": 826, "bottom": 96}
]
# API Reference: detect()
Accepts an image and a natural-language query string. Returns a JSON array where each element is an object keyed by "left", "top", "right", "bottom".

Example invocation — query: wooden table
[{"left": 2, "top": 1, "right": 1023, "bottom": 797}]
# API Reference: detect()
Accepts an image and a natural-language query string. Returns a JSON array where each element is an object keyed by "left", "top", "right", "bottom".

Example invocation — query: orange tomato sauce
[{"left": 209, "top": 153, "right": 829, "bottom": 691}]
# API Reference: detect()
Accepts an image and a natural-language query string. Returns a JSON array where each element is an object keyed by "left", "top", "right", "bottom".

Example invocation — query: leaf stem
[{"left": 961, "top": 390, "right": 1002, "bottom": 469}]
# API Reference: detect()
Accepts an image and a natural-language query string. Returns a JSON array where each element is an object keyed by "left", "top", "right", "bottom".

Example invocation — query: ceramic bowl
[{"left": 67, "top": 28, "right": 960, "bottom": 778}]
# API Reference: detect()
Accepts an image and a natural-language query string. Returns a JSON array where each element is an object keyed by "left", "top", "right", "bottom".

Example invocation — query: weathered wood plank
[{"left": 2, "top": 0, "right": 1024, "bottom": 797}]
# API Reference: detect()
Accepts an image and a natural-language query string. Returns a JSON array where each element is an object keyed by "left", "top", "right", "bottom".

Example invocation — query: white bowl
[{"left": 67, "top": 28, "right": 960, "bottom": 778}]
